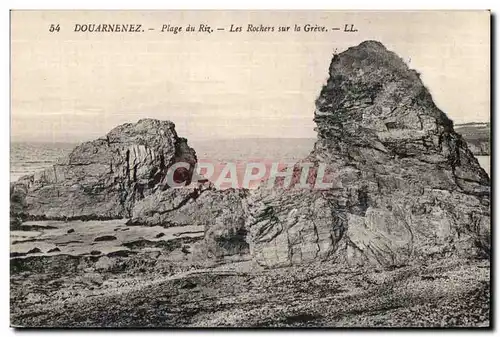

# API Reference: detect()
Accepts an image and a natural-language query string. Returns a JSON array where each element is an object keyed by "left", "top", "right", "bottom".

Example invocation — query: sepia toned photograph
[{"left": 9, "top": 10, "right": 491, "bottom": 328}]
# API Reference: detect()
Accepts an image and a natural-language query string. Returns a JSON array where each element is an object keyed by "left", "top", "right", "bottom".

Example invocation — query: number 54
[{"left": 49, "top": 24, "right": 60, "bottom": 32}]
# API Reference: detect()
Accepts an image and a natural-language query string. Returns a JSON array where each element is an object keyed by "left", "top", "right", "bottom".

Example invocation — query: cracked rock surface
[
  {"left": 248, "top": 41, "right": 490, "bottom": 268},
  {"left": 10, "top": 119, "right": 197, "bottom": 222},
  {"left": 246, "top": 189, "right": 345, "bottom": 268}
]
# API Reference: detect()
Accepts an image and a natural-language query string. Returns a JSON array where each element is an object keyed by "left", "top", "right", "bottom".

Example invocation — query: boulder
[
  {"left": 130, "top": 183, "right": 250, "bottom": 259},
  {"left": 11, "top": 119, "right": 197, "bottom": 220}
]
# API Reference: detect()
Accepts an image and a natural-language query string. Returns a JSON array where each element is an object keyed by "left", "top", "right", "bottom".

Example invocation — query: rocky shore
[{"left": 10, "top": 40, "right": 490, "bottom": 328}]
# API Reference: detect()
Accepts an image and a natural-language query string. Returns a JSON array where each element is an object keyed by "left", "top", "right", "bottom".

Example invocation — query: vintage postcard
[{"left": 10, "top": 10, "right": 490, "bottom": 328}]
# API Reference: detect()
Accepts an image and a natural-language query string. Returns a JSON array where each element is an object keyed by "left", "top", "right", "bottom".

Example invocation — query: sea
[
  {"left": 11, "top": 142, "right": 77, "bottom": 182},
  {"left": 10, "top": 140, "right": 490, "bottom": 182},
  {"left": 10, "top": 139, "right": 315, "bottom": 182}
]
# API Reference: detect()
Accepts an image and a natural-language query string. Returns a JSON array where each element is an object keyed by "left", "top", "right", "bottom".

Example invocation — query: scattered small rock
[
  {"left": 19, "top": 224, "right": 57, "bottom": 231},
  {"left": 47, "top": 247, "right": 61, "bottom": 253},
  {"left": 95, "top": 256, "right": 115, "bottom": 271},
  {"left": 27, "top": 247, "right": 41, "bottom": 254},
  {"left": 108, "top": 250, "right": 132, "bottom": 257},
  {"left": 179, "top": 279, "right": 197, "bottom": 289},
  {"left": 94, "top": 235, "right": 117, "bottom": 242},
  {"left": 57, "top": 240, "right": 84, "bottom": 246},
  {"left": 90, "top": 250, "right": 101, "bottom": 255},
  {"left": 67, "top": 228, "right": 75, "bottom": 234},
  {"left": 155, "top": 232, "right": 165, "bottom": 238}
]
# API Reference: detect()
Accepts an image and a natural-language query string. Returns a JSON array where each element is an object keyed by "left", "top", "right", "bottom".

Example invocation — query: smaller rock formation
[{"left": 11, "top": 119, "right": 197, "bottom": 221}]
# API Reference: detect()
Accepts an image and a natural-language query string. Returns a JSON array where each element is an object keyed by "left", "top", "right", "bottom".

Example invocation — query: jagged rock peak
[
  {"left": 315, "top": 40, "right": 453, "bottom": 142},
  {"left": 248, "top": 41, "right": 490, "bottom": 268}
]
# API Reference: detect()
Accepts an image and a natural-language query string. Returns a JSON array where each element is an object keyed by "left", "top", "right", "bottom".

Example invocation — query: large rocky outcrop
[
  {"left": 11, "top": 41, "right": 491, "bottom": 270},
  {"left": 11, "top": 119, "right": 196, "bottom": 221},
  {"left": 248, "top": 41, "right": 490, "bottom": 268}
]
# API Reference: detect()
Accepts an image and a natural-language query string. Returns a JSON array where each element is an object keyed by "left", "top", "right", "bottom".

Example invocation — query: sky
[{"left": 11, "top": 10, "right": 490, "bottom": 143}]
